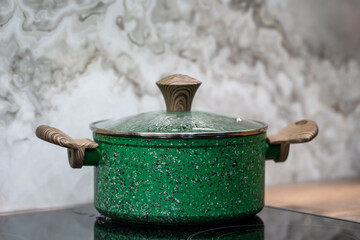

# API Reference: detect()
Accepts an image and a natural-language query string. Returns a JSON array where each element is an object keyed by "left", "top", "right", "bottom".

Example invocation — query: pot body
[{"left": 93, "top": 132, "right": 266, "bottom": 225}]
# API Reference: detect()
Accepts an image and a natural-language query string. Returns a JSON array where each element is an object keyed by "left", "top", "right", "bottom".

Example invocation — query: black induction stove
[{"left": 0, "top": 204, "right": 359, "bottom": 239}]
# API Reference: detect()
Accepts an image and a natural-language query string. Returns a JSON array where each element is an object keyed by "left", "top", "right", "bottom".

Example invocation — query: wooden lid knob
[{"left": 156, "top": 74, "right": 202, "bottom": 112}]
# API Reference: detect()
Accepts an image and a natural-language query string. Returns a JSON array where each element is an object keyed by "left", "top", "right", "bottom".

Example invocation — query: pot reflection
[{"left": 94, "top": 216, "right": 264, "bottom": 240}]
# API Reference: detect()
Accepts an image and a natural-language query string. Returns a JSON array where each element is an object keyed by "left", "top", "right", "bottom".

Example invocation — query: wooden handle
[
  {"left": 267, "top": 120, "right": 318, "bottom": 162},
  {"left": 36, "top": 125, "right": 98, "bottom": 168},
  {"left": 267, "top": 120, "right": 318, "bottom": 144},
  {"left": 156, "top": 74, "right": 201, "bottom": 112}
]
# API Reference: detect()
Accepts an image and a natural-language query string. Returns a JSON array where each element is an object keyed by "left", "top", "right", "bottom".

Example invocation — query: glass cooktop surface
[{"left": 0, "top": 205, "right": 359, "bottom": 240}]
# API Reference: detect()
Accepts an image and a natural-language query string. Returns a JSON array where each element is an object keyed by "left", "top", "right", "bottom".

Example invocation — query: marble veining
[{"left": 0, "top": 0, "right": 359, "bottom": 212}]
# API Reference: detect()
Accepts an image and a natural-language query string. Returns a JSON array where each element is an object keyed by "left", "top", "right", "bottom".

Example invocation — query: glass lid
[{"left": 90, "top": 74, "right": 267, "bottom": 138}]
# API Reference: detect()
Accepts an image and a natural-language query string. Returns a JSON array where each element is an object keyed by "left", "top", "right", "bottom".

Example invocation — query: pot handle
[
  {"left": 266, "top": 120, "right": 318, "bottom": 162},
  {"left": 36, "top": 125, "right": 98, "bottom": 168}
]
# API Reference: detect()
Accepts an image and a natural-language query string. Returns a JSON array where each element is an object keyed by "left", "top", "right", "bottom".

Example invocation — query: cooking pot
[{"left": 36, "top": 74, "right": 318, "bottom": 225}]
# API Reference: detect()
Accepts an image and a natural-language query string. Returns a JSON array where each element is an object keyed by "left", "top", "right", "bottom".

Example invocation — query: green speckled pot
[
  {"left": 83, "top": 132, "right": 278, "bottom": 225},
  {"left": 35, "top": 75, "right": 318, "bottom": 225}
]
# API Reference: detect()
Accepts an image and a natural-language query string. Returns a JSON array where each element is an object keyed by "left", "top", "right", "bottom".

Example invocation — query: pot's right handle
[
  {"left": 266, "top": 120, "right": 319, "bottom": 162},
  {"left": 36, "top": 125, "right": 99, "bottom": 168}
]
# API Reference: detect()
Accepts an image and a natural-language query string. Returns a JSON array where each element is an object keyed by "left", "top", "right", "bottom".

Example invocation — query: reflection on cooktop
[
  {"left": 0, "top": 205, "right": 359, "bottom": 239},
  {"left": 95, "top": 215, "right": 264, "bottom": 239}
]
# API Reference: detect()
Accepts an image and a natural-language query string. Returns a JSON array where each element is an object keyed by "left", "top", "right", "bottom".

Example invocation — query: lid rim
[{"left": 90, "top": 119, "right": 268, "bottom": 139}]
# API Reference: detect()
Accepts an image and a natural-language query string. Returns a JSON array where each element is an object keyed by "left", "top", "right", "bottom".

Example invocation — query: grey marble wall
[{"left": 0, "top": 0, "right": 359, "bottom": 212}]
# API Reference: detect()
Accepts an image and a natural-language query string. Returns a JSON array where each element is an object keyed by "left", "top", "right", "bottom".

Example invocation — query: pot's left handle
[{"left": 36, "top": 125, "right": 99, "bottom": 168}]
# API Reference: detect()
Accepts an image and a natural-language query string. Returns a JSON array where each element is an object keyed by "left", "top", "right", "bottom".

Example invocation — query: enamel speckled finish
[{"left": 93, "top": 132, "right": 266, "bottom": 225}]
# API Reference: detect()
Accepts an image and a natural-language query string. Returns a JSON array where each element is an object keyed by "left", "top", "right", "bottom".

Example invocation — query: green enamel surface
[
  {"left": 92, "top": 133, "right": 266, "bottom": 225},
  {"left": 91, "top": 111, "right": 266, "bottom": 134},
  {"left": 84, "top": 148, "right": 101, "bottom": 166}
]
